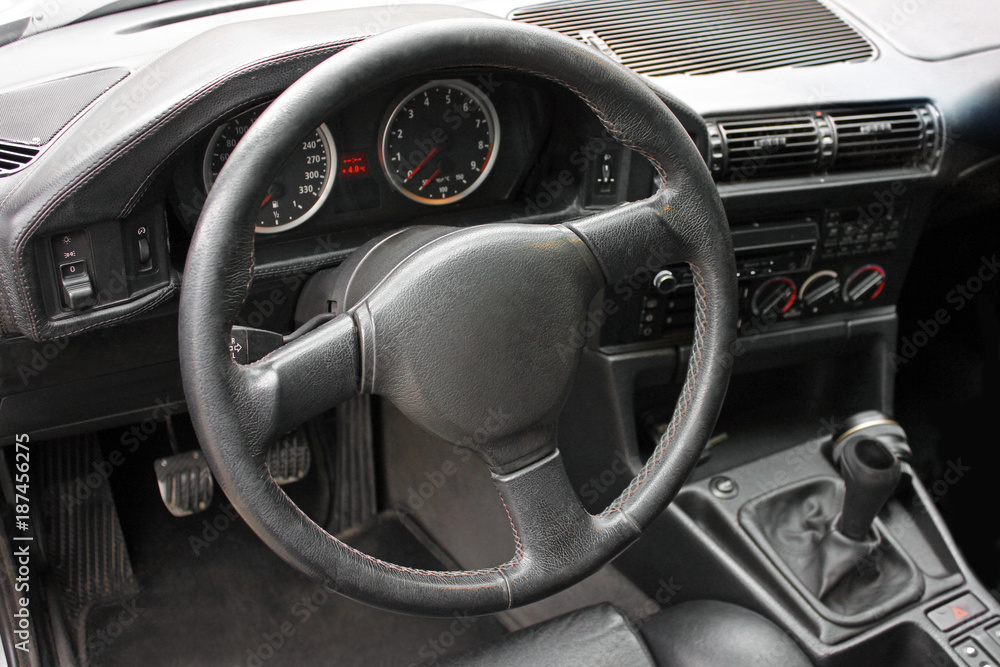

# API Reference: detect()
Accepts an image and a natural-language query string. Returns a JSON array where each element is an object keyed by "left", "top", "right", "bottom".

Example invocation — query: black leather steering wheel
[{"left": 179, "top": 18, "right": 737, "bottom": 616}]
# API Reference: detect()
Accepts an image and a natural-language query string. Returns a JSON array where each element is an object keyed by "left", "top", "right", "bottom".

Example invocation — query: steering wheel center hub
[{"left": 353, "top": 223, "right": 602, "bottom": 470}]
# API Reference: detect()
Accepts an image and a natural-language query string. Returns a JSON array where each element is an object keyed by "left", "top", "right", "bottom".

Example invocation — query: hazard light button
[{"left": 927, "top": 593, "right": 986, "bottom": 631}]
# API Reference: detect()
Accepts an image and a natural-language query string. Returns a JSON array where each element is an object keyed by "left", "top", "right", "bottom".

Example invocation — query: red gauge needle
[
  {"left": 420, "top": 169, "right": 441, "bottom": 191},
  {"left": 260, "top": 194, "right": 273, "bottom": 209},
  {"left": 405, "top": 147, "right": 441, "bottom": 182}
]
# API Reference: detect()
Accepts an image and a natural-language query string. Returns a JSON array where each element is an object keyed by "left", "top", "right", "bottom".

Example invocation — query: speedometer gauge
[
  {"left": 203, "top": 105, "right": 336, "bottom": 233},
  {"left": 380, "top": 80, "right": 499, "bottom": 205}
]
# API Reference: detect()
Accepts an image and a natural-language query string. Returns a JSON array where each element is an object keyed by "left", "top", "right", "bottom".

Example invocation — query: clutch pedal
[
  {"left": 267, "top": 429, "right": 312, "bottom": 484},
  {"left": 155, "top": 450, "right": 214, "bottom": 517}
]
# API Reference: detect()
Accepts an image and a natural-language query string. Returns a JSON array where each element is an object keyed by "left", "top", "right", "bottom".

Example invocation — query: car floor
[{"left": 80, "top": 432, "right": 507, "bottom": 667}]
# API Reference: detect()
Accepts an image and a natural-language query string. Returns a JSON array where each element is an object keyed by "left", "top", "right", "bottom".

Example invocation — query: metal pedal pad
[
  {"left": 155, "top": 450, "right": 214, "bottom": 517},
  {"left": 267, "top": 429, "right": 312, "bottom": 485}
]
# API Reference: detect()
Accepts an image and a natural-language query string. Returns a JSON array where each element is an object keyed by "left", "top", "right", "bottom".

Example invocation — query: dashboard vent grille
[
  {"left": 510, "top": 0, "right": 875, "bottom": 76},
  {"left": 0, "top": 140, "right": 40, "bottom": 175},
  {"left": 828, "top": 108, "right": 931, "bottom": 171},
  {"left": 714, "top": 116, "right": 822, "bottom": 181},
  {"left": 707, "top": 104, "right": 940, "bottom": 182}
]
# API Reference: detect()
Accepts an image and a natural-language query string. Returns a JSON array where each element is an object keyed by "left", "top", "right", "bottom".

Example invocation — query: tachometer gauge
[
  {"left": 380, "top": 80, "right": 499, "bottom": 205},
  {"left": 203, "top": 105, "right": 336, "bottom": 233}
]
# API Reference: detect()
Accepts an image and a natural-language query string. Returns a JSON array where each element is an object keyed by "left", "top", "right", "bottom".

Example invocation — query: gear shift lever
[
  {"left": 836, "top": 437, "right": 901, "bottom": 541},
  {"left": 741, "top": 412, "right": 921, "bottom": 623}
]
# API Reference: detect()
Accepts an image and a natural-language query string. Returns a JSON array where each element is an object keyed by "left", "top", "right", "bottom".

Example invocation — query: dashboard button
[
  {"left": 927, "top": 593, "right": 986, "bottom": 631},
  {"left": 137, "top": 236, "right": 151, "bottom": 266},
  {"left": 59, "top": 261, "right": 95, "bottom": 310},
  {"left": 954, "top": 638, "right": 993, "bottom": 667}
]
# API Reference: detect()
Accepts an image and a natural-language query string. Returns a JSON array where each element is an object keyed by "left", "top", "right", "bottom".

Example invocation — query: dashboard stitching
[
  {"left": 9, "top": 40, "right": 357, "bottom": 339},
  {"left": 118, "top": 90, "right": 273, "bottom": 219}
]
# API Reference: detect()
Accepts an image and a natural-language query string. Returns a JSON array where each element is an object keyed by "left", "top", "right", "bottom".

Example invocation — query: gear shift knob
[{"left": 837, "top": 437, "right": 901, "bottom": 541}]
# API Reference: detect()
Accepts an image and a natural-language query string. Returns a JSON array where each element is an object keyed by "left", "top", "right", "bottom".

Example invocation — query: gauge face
[
  {"left": 380, "top": 80, "right": 499, "bottom": 205},
  {"left": 203, "top": 105, "right": 336, "bottom": 233}
]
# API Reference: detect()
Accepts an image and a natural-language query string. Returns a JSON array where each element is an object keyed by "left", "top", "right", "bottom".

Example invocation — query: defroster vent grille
[{"left": 510, "top": 0, "right": 876, "bottom": 76}]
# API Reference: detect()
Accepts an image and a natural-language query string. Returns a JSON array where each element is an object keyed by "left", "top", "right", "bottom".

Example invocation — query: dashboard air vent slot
[
  {"left": 510, "top": 0, "right": 876, "bottom": 76},
  {"left": 707, "top": 104, "right": 940, "bottom": 182},
  {"left": 0, "top": 141, "right": 40, "bottom": 175},
  {"left": 828, "top": 107, "right": 932, "bottom": 171},
  {"left": 712, "top": 116, "right": 822, "bottom": 181}
]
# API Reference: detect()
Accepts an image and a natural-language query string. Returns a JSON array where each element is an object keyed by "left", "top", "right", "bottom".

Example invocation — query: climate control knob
[
  {"left": 843, "top": 265, "right": 886, "bottom": 305},
  {"left": 751, "top": 277, "right": 796, "bottom": 317},
  {"left": 799, "top": 270, "right": 841, "bottom": 312}
]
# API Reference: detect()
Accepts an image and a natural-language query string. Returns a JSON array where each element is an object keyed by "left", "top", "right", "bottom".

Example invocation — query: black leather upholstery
[
  {"left": 441, "top": 601, "right": 814, "bottom": 667},
  {"left": 640, "top": 601, "right": 813, "bottom": 667},
  {"left": 740, "top": 478, "right": 923, "bottom": 624},
  {"left": 441, "top": 604, "right": 655, "bottom": 667}
]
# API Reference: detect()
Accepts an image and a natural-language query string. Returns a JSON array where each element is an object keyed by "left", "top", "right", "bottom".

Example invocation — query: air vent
[
  {"left": 707, "top": 104, "right": 940, "bottom": 182},
  {"left": 510, "top": 0, "right": 876, "bottom": 76},
  {"left": 0, "top": 140, "right": 40, "bottom": 175},
  {"left": 828, "top": 107, "right": 934, "bottom": 171},
  {"left": 710, "top": 116, "right": 823, "bottom": 181}
]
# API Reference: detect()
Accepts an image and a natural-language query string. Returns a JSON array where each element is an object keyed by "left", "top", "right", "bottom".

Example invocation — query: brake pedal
[
  {"left": 155, "top": 450, "right": 214, "bottom": 517},
  {"left": 267, "top": 429, "right": 312, "bottom": 485}
]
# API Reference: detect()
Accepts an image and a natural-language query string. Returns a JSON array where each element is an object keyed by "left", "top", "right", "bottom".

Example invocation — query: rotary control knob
[
  {"left": 843, "top": 265, "right": 886, "bottom": 305},
  {"left": 653, "top": 269, "right": 679, "bottom": 295},
  {"left": 799, "top": 270, "right": 841, "bottom": 312},
  {"left": 751, "top": 277, "right": 796, "bottom": 317}
]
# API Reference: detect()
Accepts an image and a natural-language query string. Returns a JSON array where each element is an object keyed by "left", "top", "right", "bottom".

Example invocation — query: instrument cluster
[{"left": 198, "top": 77, "right": 508, "bottom": 235}]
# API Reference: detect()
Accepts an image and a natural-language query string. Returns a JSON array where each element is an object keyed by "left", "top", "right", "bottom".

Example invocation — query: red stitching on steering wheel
[{"left": 600, "top": 263, "right": 707, "bottom": 517}]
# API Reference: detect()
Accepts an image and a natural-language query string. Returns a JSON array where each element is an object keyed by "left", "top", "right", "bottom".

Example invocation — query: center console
[{"left": 613, "top": 412, "right": 1000, "bottom": 667}]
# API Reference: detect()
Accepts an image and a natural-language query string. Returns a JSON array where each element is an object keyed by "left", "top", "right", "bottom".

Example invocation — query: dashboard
[{"left": 1, "top": 0, "right": 999, "bottom": 440}]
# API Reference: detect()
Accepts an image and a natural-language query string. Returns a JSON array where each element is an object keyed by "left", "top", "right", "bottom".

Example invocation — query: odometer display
[
  {"left": 203, "top": 105, "right": 336, "bottom": 233},
  {"left": 381, "top": 80, "right": 499, "bottom": 205}
]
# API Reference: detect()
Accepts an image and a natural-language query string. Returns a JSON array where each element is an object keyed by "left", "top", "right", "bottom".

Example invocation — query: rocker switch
[
  {"left": 135, "top": 226, "right": 152, "bottom": 271},
  {"left": 59, "top": 260, "right": 95, "bottom": 310}
]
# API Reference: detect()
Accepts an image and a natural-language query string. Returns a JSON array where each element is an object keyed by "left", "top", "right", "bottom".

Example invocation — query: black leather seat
[{"left": 441, "top": 601, "right": 813, "bottom": 667}]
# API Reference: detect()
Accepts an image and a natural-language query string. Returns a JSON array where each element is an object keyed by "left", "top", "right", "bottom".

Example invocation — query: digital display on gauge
[{"left": 340, "top": 152, "right": 370, "bottom": 179}]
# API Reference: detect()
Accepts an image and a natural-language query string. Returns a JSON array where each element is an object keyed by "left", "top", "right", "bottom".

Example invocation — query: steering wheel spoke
[
  {"left": 237, "top": 313, "right": 360, "bottom": 448},
  {"left": 490, "top": 449, "right": 640, "bottom": 606},
  {"left": 565, "top": 187, "right": 708, "bottom": 287}
]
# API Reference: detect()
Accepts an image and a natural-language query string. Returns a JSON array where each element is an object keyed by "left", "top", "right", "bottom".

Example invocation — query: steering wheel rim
[{"left": 179, "top": 18, "right": 737, "bottom": 616}]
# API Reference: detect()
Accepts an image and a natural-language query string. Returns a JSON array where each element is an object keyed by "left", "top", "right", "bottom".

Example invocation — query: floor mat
[{"left": 85, "top": 429, "right": 506, "bottom": 667}]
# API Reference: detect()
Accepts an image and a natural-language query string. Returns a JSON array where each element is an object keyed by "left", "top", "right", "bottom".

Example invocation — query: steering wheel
[{"left": 179, "top": 18, "right": 736, "bottom": 616}]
